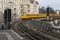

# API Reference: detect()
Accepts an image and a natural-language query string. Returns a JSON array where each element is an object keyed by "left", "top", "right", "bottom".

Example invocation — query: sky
[{"left": 36, "top": 0, "right": 60, "bottom": 10}]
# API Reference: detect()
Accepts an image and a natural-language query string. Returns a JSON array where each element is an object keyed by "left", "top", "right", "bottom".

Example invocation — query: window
[{"left": 28, "top": 10, "right": 30, "bottom": 12}]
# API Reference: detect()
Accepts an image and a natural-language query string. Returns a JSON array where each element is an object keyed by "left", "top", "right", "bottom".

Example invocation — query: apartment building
[
  {"left": 20, "top": 0, "right": 39, "bottom": 15},
  {"left": 0, "top": 0, "right": 39, "bottom": 19},
  {"left": 0, "top": 0, "right": 21, "bottom": 19}
]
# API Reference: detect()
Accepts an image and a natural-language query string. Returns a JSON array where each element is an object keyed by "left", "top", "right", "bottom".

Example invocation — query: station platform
[{"left": 0, "top": 30, "right": 24, "bottom": 40}]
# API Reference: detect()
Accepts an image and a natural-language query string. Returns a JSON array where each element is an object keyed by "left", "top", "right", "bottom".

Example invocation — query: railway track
[
  {"left": 11, "top": 20, "right": 60, "bottom": 40},
  {"left": 30, "top": 20, "right": 60, "bottom": 36},
  {"left": 22, "top": 20, "right": 60, "bottom": 40},
  {"left": 18, "top": 23, "right": 45, "bottom": 40},
  {"left": 11, "top": 21, "right": 47, "bottom": 40},
  {"left": 11, "top": 21, "right": 32, "bottom": 40},
  {"left": 11, "top": 20, "right": 51, "bottom": 40}
]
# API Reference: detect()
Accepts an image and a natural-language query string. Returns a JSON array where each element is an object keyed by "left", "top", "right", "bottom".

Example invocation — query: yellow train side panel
[
  {"left": 21, "top": 14, "right": 46, "bottom": 19},
  {"left": 49, "top": 14, "right": 60, "bottom": 17},
  {"left": 21, "top": 13, "right": 60, "bottom": 19}
]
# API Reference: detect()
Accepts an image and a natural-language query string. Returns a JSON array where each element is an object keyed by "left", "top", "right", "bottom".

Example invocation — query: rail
[{"left": 22, "top": 20, "right": 60, "bottom": 40}]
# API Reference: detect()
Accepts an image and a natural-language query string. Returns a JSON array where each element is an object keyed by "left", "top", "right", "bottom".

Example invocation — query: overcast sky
[{"left": 36, "top": 0, "right": 60, "bottom": 10}]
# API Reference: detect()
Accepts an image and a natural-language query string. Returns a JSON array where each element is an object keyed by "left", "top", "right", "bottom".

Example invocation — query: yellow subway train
[{"left": 21, "top": 13, "right": 60, "bottom": 20}]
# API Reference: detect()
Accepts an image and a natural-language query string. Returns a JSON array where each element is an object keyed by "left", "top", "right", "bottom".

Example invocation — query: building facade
[
  {"left": 0, "top": 0, "right": 39, "bottom": 19},
  {"left": 20, "top": 0, "right": 39, "bottom": 14}
]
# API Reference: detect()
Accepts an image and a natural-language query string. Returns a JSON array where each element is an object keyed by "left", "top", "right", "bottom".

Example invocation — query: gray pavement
[
  {"left": 0, "top": 30, "right": 24, "bottom": 40},
  {"left": 0, "top": 34, "right": 8, "bottom": 40}
]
